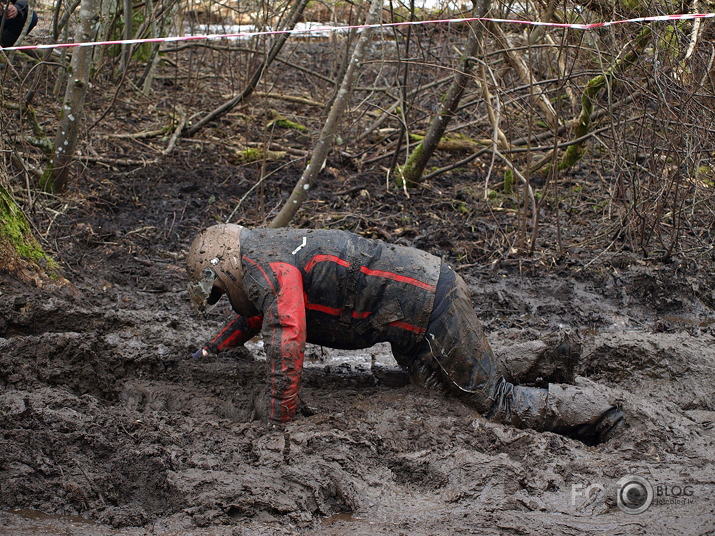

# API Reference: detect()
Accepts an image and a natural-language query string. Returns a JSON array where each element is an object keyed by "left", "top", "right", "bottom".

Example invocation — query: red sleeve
[
  {"left": 206, "top": 314, "right": 263, "bottom": 353},
  {"left": 261, "top": 262, "right": 307, "bottom": 424}
]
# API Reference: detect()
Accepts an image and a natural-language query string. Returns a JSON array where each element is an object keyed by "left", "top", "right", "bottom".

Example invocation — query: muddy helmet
[{"left": 186, "top": 224, "right": 255, "bottom": 314}]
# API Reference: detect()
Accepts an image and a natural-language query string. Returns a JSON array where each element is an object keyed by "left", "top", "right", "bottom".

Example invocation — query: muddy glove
[{"left": 191, "top": 346, "right": 211, "bottom": 358}]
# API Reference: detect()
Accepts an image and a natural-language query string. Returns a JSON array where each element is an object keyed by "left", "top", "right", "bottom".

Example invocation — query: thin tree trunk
[
  {"left": 396, "top": 0, "right": 490, "bottom": 187},
  {"left": 41, "top": 0, "right": 98, "bottom": 192},
  {"left": 121, "top": 0, "right": 132, "bottom": 74},
  {"left": 50, "top": 0, "right": 81, "bottom": 97},
  {"left": 138, "top": 0, "right": 169, "bottom": 94},
  {"left": 269, "top": 0, "right": 384, "bottom": 228}
]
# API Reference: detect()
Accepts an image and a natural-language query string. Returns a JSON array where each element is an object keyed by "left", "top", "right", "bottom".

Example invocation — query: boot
[
  {"left": 486, "top": 380, "right": 624, "bottom": 445},
  {"left": 544, "top": 383, "right": 624, "bottom": 445}
]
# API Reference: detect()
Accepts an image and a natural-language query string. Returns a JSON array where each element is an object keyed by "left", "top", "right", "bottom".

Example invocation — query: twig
[
  {"left": 245, "top": 141, "right": 307, "bottom": 157},
  {"left": 252, "top": 91, "right": 324, "bottom": 108},
  {"left": 226, "top": 156, "right": 306, "bottom": 223},
  {"left": 163, "top": 107, "right": 186, "bottom": 155},
  {"left": 698, "top": 44, "right": 715, "bottom": 90},
  {"left": 354, "top": 73, "right": 455, "bottom": 145},
  {"left": 269, "top": 0, "right": 384, "bottom": 228},
  {"left": 184, "top": 0, "right": 311, "bottom": 137},
  {"left": 77, "top": 155, "right": 158, "bottom": 167},
  {"left": 423, "top": 117, "right": 639, "bottom": 182},
  {"left": 98, "top": 128, "right": 166, "bottom": 139}
]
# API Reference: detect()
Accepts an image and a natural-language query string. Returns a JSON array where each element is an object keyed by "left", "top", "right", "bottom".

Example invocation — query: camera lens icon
[{"left": 616, "top": 475, "right": 653, "bottom": 514}]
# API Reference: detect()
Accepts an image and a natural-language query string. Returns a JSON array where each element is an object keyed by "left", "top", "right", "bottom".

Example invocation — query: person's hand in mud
[{"left": 191, "top": 346, "right": 211, "bottom": 358}]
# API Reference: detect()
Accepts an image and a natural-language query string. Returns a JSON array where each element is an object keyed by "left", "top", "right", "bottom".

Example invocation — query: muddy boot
[
  {"left": 543, "top": 383, "right": 624, "bottom": 445},
  {"left": 486, "top": 380, "right": 624, "bottom": 445}
]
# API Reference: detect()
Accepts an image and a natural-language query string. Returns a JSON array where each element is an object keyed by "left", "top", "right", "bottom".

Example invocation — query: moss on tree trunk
[{"left": 0, "top": 184, "right": 59, "bottom": 283}]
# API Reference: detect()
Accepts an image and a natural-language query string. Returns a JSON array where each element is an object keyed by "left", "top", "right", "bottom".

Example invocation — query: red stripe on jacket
[
  {"left": 303, "top": 254, "right": 436, "bottom": 291},
  {"left": 305, "top": 296, "right": 372, "bottom": 319},
  {"left": 388, "top": 320, "right": 427, "bottom": 334},
  {"left": 303, "top": 254, "right": 350, "bottom": 273},
  {"left": 212, "top": 314, "right": 264, "bottom": 351},
  {"left": 267, "top": 262, "right": 307, "bottom": 423},
  {"left": 360, "top": 266, "right": 436, "bottom": 291},
  {"left": 304, "top": 295, "right": 423, "bottom": 332}
]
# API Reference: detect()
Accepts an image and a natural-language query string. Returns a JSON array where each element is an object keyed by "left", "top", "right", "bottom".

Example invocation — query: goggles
[{"left": 188, "top": 267, "right": 224, "bottom": 313}]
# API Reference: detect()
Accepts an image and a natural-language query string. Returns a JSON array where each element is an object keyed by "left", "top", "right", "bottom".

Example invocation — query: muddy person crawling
[{"left": 186, "top": 224, "right": 624, "bottom": 444}]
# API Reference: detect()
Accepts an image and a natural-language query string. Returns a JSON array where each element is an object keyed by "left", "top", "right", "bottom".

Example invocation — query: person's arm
[
  {"left": 10, "top": 0, "right": 27, "bottom": 19},
  {"left": 193, "top": 314, "right": 263, "bottom": 357},
  {"left": 253, "top": 262, "right": 307, "bottom": 424}
]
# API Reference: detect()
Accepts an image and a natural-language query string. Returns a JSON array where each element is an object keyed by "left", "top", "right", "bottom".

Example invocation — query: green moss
[
  {"left": 266, "top": 109, "right": 307, "bottom": 132},
  {"left": 108, "top": 8, "right": 154, "bottom": 62},
  {"left": 409, "top": 132, "right": 484, "bottom": 151},
  {"left": 395, "top": 143, "right": 425, "bottom": 188},
  {"left": 231, "top": 148, "right": 287, "bottom": 164},
  {"left": 504, "top": 169, "right": 514, "bottom": 195},
  {"left": 39, "top": 168, "right": 57, "bottom": 193},
  {"left": 621, "top": 0, "right": 643, "bottom": 11},
  {"left": 27, "top": 136, "right": 53, "bottom": 153},
  {"left": 238, "top": 148, "right": 263, "bottom": 163},
  {"left": 593, "top": 199, "right": 609, "bottom": 212},
  {"left": 268, "top": 118, "right": 307, "bottom": 132},
  {"left": 560, "top": 25, "right": 652, "bottom": 171},
  {"left": 696, "top": 165, "right": 714, "bottom": 187},
  {"left": 0, "top": 186, "right": 57, "bottom": 267}
]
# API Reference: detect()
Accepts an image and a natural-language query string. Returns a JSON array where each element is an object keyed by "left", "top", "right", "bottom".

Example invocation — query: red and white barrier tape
[{"left": 1, "top": 12, "right": 713, "bottom": 52}]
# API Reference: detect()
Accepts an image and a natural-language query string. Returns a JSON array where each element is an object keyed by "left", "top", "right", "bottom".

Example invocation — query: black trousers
[{"left": 392, "top": 264, "right": 509, "bottom": 414}]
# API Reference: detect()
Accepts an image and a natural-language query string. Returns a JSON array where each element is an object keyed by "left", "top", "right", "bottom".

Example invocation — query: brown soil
[{"left": 1, "top": 40, "right": 715, "bottom": 536}]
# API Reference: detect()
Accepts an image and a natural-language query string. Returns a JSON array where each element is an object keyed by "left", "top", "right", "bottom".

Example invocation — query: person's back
[{"left": 239, "top": 227, "right": 441, "bottom": 350}]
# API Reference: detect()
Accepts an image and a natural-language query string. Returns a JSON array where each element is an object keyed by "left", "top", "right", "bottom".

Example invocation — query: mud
[{"left": 1, "top": 159, "right": 715, "bottom": 535}]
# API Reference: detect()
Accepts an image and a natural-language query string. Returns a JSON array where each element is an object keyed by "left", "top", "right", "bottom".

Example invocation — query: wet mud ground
[{"left": 1, "top": 155, "right": 714, "bottom": 535}]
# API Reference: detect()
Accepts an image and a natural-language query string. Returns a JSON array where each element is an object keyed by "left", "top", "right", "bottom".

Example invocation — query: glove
[{"left": 191, "top": 347, "right": 210, "bottom": 359}]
